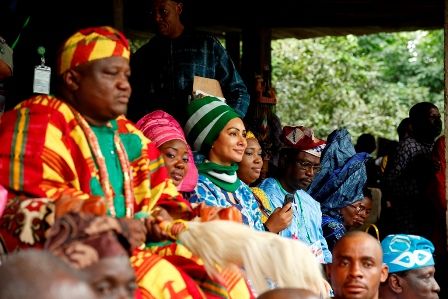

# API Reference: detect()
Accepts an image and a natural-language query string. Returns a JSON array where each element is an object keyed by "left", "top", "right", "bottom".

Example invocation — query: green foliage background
[{"left": 271, "top": 30, "right": 443, "bottom": 142}]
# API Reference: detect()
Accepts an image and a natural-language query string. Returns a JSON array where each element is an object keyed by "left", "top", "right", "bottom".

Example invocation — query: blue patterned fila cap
[{"left": 381, "top": 234, "right": 435, "bottom": 273}]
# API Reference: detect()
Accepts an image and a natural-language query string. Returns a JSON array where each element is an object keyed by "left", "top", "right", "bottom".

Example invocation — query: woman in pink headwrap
[
  {"left": 136, "top": 110, "right": 198, "bottom": 198},
  {"left": 136, "top": 111, "right": 255, "bottom": 298},
  {"left": 137, "top": 110, "right": 248, "bottom": 225}
]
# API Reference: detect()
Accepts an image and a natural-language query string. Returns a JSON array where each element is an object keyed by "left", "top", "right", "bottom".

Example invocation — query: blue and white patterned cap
[{"left": 381, "top": 234, "right": 435, "bottom": 273}]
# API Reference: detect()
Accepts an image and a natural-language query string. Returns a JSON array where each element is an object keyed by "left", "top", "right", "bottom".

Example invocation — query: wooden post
[
  {"left": 113, "top": 0, "right": 124, "bottom": 32},
  {"left": 444, "top": 0, "right": 448, "bottom": 265},
  {"left": 241, "top": 27, "right": 272, "bottom": 90},
  {"left": 225, "top": 32, "right": 241, "bottom": 71}
]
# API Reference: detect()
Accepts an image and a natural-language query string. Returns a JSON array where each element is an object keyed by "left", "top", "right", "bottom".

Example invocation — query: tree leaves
[{"left": 272, "top": 30, "right": 443, "bottom": 142}]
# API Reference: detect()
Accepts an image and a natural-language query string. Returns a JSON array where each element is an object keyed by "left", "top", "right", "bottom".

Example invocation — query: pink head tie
[{"left": 136, "top": 110, "right": 198, "bottom": 192}]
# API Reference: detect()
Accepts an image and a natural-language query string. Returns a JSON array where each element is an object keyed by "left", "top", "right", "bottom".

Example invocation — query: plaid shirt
[{"left": 129, "top": 30, "right": 249, "bottom": 124}]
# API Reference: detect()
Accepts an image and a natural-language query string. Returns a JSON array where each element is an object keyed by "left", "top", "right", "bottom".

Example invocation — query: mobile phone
[{"left": 283, "top": 194, "right": 294, "bottom": 209}]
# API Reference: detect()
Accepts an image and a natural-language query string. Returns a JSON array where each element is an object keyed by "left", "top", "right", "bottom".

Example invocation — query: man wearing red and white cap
[{"left": 259, "top": 125, "right": 331, "bottom": 263}]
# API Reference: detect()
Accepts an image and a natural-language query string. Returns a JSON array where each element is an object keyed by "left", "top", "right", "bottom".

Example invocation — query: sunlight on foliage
[{"left": 272, "top": 30, "right": 443, "bottom": 142}]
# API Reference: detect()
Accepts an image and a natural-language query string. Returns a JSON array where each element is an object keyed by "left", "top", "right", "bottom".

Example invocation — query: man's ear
[
  {"left": 278, "top": 151, "right": 287, "bottom": 170},
  {"left": 62, "top": 69, "right": 81, "bottom": 91},
  {"left": 388, "top": 273, "right": 403, "bottom": 294},
  {"left": 325, "top": 263, "right": 332, "bottom": 281},
  {"left": 176, "top": 2, "right": 183, "bottom": 15},
  {"left": 380, "top": 263, "right": 389, "bottom": 283}
]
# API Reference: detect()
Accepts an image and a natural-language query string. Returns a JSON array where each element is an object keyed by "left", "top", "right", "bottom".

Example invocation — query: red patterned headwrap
[
  {"left": 57, "top": 26, "right": 130, "bottom": 75},
  {"left": 281, "top": 126, "right": 326, "bottom": 157}
]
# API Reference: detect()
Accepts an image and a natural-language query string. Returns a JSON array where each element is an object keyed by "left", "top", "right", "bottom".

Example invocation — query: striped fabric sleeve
[
  {"left": 0, "top": 96, "right": 100, "bottom": 214},
  {"left": 140, "top": 142, "right": 192, "bottom": 217},
  {"left": 131, "top": 249, "right": 206, "bottom": 298}
]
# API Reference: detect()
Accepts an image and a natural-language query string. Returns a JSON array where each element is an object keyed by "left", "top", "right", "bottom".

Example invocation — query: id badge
[
  {"left": 33, "top": 65, "right": 51, "bottom": 94},
  {"left": 310, "top": 240, "right": 324, "bottom": 263}
]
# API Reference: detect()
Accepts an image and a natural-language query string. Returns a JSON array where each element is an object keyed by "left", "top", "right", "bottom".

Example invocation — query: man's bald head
[
  {"left": 0, "top": 249, "right": 97, "bottom": 299},
  {"left": 328, "top": 231, "right": 388, "bottom": 299},
  {"left": 333, "top": 231, "right": 383, "bottom": 262},
  {"left": 257, "top": 288, "right": 320, "bottom": 299}
]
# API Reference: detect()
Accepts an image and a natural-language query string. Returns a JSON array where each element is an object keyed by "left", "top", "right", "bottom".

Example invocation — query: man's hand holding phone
[
  {"left": 264, "top": 194, "right": 294, "bottom": 233},
  {"left": 283, "top": 194, "right": 294, "bottom": 211}
]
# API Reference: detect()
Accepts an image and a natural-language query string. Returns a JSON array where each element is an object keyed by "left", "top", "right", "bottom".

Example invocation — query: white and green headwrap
[{"left": 184, "top": 96, "right": 240, "bottom": 155}]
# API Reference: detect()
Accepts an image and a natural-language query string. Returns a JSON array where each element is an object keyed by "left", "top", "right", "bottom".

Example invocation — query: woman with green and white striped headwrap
[{"left": 185, "top": 96, "right": 287, "bottom": 232}]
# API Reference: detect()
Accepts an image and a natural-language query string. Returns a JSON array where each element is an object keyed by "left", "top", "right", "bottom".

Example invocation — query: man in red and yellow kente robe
[{"left": 0, "top": 26, "right": 253, "bottom": 299}]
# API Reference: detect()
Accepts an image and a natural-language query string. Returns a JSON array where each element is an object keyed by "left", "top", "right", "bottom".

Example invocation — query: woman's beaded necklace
[{"left": 74, "top": 112, "right": 134, "bottom": 217}]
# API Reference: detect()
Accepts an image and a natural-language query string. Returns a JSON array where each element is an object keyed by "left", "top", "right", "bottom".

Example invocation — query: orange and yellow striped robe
[
  {"left": 0, "top": 95, "right": 253, "bottom": 299},
  {"left": 0, "top": 95, "right": 181, "bottom": 214}
]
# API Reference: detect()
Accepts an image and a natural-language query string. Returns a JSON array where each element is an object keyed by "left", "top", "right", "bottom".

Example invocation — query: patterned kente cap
[
  {"left": 381, "top": 234, "right": 435, "bottom": 273},
  {"left": 57, "top": 26, "right": 130, "bottom": 75}
]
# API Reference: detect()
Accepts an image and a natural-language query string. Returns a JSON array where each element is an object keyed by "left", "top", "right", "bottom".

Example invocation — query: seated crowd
[{"left": 0, "top": 24, "right": 442, "bottom": 299}]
